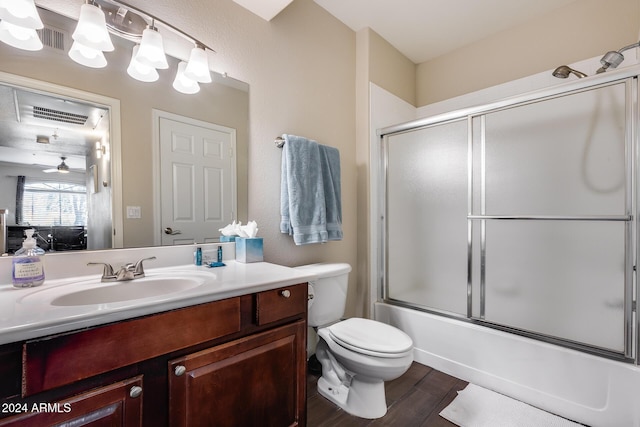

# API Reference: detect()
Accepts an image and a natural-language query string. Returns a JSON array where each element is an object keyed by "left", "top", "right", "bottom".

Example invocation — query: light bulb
[
  {"left": 0, "top": 0, "right": 43, "bottom": 30},
  {"left": 0, "top": 20, "right": 42, "bottom": 50},
  {"left": 184, "top": 46, "right": 211, "bottom": 83},
  {"left": 135, "top": 27, "right": 168, "bottom": 69},
  {"left": 68, "top": 40, "right": 107, "bottom": 68},
  {"left": 71, "top": 3, "right": 114, "bottom": 52},
  {"left": 173, "top": 61, "right": 200, "bottom": 94},
  {"left": 127, "top": 44, "right": 159, "bottom": 82}
]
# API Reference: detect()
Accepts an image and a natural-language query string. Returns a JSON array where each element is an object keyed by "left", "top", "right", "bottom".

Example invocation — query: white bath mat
[{"left": 440, "top": 384, "right": 583, "bottom": 427}]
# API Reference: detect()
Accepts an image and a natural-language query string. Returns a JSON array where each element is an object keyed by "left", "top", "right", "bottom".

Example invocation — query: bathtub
[{"left": 375, "top": 302, "right": 640, "bottom": 427}]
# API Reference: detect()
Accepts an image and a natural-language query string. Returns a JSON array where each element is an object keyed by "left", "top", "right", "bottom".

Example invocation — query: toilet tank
[{"left": 295, "top": 263, "right": 351, "bottom": 328}]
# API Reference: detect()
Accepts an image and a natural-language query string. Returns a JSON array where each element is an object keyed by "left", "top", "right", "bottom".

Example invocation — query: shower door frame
[{"left": 378, "top": 67, "right": 640, "bottom": 364}]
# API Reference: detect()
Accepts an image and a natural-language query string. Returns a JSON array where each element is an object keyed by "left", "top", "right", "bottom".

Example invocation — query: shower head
[
  {"left": 596, "top": 41, "right": 640, "bottom": 74},
  {"left": 552, "top": 65, "right": 587, "bottom": 79}
]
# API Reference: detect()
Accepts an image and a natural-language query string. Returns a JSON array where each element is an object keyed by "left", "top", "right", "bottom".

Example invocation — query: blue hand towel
[{"left": 280, "top": 134, "right": 328, "bottom": 245}]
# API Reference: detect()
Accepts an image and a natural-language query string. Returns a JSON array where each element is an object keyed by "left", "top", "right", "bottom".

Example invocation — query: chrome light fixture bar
[
  {"left": 95, "top": 0, "right": 214, "bottom": 92},
  {"left": 0, "top": 0, "right": 217, "bottom": 95}
]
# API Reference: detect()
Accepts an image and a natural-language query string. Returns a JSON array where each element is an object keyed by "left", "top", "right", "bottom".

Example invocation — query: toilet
[{"left": 296, "top": 263, "right": 413, "bottom": 419}]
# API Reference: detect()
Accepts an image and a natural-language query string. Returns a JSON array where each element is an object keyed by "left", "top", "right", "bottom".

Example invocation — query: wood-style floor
[{"left": 307, "top": 362, "right": 468, "bottom": 426}]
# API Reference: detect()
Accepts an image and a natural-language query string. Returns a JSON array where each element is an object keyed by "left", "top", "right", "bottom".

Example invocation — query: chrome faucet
[{"left": 88, "top": 256, "right": 157, "bottom": 282}]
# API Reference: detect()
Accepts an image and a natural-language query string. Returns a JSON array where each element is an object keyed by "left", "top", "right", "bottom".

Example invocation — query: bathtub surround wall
[{"left": 415, "top": 0, "right": 640, "bottom": 106}]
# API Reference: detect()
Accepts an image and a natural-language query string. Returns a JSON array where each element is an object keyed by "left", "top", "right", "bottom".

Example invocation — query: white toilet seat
[{"left": 327, "top": 318, "right": 413, "bottom": 358}]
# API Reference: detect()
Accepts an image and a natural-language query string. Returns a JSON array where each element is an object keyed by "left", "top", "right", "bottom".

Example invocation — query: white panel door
[{"left": 159, "top": 116, "right": 236, "bottom": 246}]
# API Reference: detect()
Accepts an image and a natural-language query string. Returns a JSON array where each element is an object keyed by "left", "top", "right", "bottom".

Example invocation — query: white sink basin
[
  {"left": 51, "top": 276, "right": 204, "bottom": 306},
  {"left": 18, "top": 272, "right": 213, "bottom": 307}
]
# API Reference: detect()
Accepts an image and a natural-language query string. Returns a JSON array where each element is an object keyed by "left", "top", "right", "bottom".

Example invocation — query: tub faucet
[{"left": 88, "top": 256, "right": 157, "bottom": 282}]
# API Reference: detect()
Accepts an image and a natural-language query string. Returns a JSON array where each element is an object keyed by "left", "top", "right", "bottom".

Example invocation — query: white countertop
[{"left": 0, "top": 260, "right": 316, "bottom": 346}]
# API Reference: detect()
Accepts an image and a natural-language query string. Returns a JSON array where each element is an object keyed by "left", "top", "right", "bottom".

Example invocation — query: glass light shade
[
  {"left": 0, "top": 0, "right": 43, "bottom": 29},
  {"left": 184, "top": 46, "right": 211, "bottom": 83},
  {"left": 127, "top": 44, "right": 159, "bottom": 82},
  {"left": 173, "top": 61, "right": 200, "bottom": 94},
  {"left": 71, "top": 3, "right": 114, "bottom": 52},
  {"left": 135, "top": 27, "right": 168, "bottom": 69},
  {"left": 68, "top": 40, "right": 107, "bottom": 68},
  {"left": 0, "top": 20, "right": 42, "bottom": 50}
]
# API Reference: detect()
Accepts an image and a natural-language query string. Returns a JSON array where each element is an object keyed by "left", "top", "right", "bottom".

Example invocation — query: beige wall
[
  {"left": 368, "top": 29, "right": 417, "bottom": 106},
  {"left": 417, "top": 0, "right": 640, "bottom": 106},
  {"left": 354, "top": 28, "right": 417, "bottom": 317}
]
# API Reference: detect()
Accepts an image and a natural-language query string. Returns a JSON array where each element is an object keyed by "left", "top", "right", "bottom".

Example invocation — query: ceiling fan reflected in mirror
[{"left": 43, "top": 156, "right": 70, "bottom": 174}]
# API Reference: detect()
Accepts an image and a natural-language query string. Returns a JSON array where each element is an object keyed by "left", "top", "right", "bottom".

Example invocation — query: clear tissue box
[{"left": 235, "top": 237, "right": 263, "bottom": 263}]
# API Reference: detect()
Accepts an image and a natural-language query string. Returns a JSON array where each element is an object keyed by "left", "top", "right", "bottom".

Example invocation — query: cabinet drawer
[
  {"left": 0, "top": 376, "right": 143, "bottom": 427},
  {"left": 256, "top": 283, "right": 307, "bottom": 325},
  {"left": 23, "top": 297, "right": 241, "bottom": 396}
]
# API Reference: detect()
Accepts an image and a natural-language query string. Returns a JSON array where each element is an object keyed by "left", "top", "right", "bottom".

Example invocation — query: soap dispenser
[{"left": 12, "top": 229, "right": 45, "bottom": 288}]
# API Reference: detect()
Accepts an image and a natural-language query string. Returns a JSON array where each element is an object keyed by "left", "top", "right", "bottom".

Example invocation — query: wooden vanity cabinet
[{"left": 0, "top": 283, "right": 308, "bottom": 427}]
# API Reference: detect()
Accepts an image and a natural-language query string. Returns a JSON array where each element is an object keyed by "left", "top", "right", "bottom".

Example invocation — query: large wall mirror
[{"left": 0, "top": 4, "right": 249, "bottom": 253}]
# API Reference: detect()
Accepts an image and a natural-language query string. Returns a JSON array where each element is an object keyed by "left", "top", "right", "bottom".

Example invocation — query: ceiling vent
[{"left": 32, "top": 106, "right": 89, "bottom": 126}]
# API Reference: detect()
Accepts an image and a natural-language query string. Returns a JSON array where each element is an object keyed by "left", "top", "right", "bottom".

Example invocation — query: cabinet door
[
  {"left": 0, "top": 376, "right": 143, "bottom": 427},
  {"left": 169, "top": 321, "right": 306, "bottom": 427}
]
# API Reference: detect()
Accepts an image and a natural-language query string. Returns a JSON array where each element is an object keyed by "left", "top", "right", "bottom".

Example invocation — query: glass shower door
[
  {"left": 472, "top": 81, "right": 632, "bottom": 354},
  {"left": 382, "top": 76, "right": 635, "bottom": 358},
  {"left": 385, "top": 119, "right": 468, "bottom": 316}
]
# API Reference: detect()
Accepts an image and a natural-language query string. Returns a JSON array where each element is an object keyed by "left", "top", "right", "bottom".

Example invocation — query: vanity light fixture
[
  {"left": 0, "top": 0, "right": 43, "bottom": 29},
  {"left": 95, "top": 141, "right": 104, "bottom": 158},
  {"left": 0, "top": 0, "right": 44, "bottom": 51},
  {"left": 172, "top": 61, "right": 200, "bottom": 94},
  {"left": 71, "top": 2, "right": 114, "bottom": 52},
  {"left": 184, "top": 44, "right": 212, "bottom": 83},
  {"left": 95, "top": 140, "right": 108, "bottom": 159},
  {"left": 135, "top": 23, "right": 169, "bottom": 70},
  {"left": 0, "top": 0, "right": 220, "bottom": 95},
  {"left": 68, "top": 2, "right": 113, "bottom": 68},
  {"left": 68, "top": 40, "right": 107, "bottom": 68},
  {"left": 0, "top": 20, "right": 42, "bottom": 51},
  {"left": 127, "top": 44, "right": 159, "bottom": 82}
]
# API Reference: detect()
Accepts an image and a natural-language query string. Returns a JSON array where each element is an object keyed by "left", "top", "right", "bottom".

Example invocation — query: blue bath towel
[
  {"left": 319, "top": 144, "right": 343, "bottom": 241},
  {"left": 280, "top": 134, "right": 342, "bottom": 245}
]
